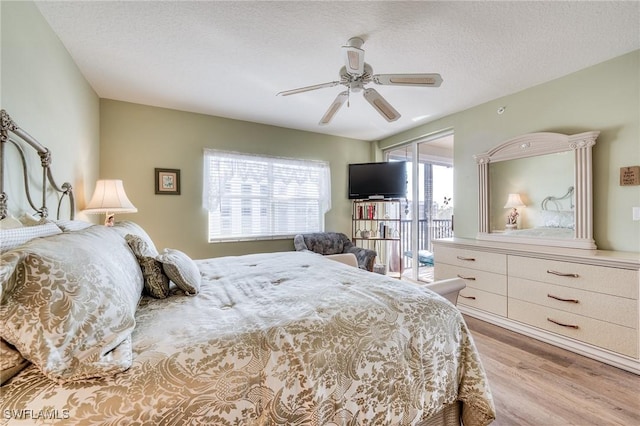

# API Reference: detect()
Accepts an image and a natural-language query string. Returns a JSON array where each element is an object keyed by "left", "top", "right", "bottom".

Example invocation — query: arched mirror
[{"left": 474, "top": 131, "right": 599, "bottom": 250}]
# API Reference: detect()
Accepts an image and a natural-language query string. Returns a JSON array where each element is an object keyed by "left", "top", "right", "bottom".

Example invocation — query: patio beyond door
[{"left": 386, "top": 133, "right": 454, "bottom": 282}]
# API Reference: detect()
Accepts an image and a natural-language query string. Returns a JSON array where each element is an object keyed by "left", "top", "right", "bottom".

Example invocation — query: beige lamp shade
[
  {"left": 504, "top": 193, "right": 525, "bottom": 209},
  {"left": 84, "top": 180, "right": 137, "bottom": 225}
]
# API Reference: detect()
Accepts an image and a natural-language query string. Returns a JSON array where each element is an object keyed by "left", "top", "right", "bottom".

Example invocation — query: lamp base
[
  {"left": 105, "top": 213, "right": 115, "bottom": 227},
  {"left": 505, "top": 224, "right": 517, "bottom": 231}
]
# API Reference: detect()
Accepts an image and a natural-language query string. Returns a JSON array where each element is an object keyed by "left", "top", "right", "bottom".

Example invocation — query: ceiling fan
[{"left": 277, "top": 37, "right": 443, "bottom": 125}]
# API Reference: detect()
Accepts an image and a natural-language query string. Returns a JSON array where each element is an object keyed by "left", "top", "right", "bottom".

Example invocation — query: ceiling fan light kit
[
  {"left": 342, "top": 37, "right": 365, "bottom": 75},
  {"left": 278, "top": 37, "right": 443, "bottom": 125}
]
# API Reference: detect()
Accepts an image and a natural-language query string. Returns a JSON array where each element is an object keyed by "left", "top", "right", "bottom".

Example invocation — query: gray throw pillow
[
  {"left": 125, "top": 234, "right": 170, "bottom": 299},
  {"left": 156, "top": 248, "right": 201, "bottom": 296}
]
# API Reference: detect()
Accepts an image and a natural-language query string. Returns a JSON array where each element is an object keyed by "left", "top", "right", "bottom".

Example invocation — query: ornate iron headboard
[
  {"left": 0, "top": 109, "right": 74, "bottom": 220},
  {"left": 541, "top": 186, "right": 575, "bottom": 211}
]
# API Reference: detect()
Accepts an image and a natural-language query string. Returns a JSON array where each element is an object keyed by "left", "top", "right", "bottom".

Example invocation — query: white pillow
[
  {"left": 539, "top": 210, "right": 575, "bottom": 229},
  {"left": 54, "top": 219, "right": 94, "bottom": 232},
  {"left": 0, "top": 222, "right": 62, "bottom": 252}
]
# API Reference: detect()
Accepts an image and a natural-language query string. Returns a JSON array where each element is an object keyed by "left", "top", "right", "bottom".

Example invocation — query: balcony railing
[{"left": 400, "top": 218, "right": 453, "bottom": 267}]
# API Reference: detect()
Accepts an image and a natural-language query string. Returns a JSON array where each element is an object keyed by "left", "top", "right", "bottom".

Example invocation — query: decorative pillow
[
  {"left": 539, "top": 210, "right": 575, "bottom": 229},
  {"left": 112, "top": 221, "right": 159, "bottom": 256},
  {"left": 0, "top": 339, "right": 30, "bottom": 385},
  {"left": 0, "top": 216, "right": 23, "bottom": 230},
  {"left": 54, "top": 219, "right": 94, "bottom": 232},
  {"left": 0, "top": 226, "right": 143, "bottom": 384},
  {"left": 125, "top": 234, "right": 170, "bottom": 299},
  {"left": 156, "top": 248, "right": 201, "bottom": 296},
  {"left": 0, "top": 222, "right": 62, "bottom": 252},
  {"left": 557, "top": 211, "right": 575, "bottom": 229},
  {"left": 17, "top": 212, "right": 45, "bottom": 226}
]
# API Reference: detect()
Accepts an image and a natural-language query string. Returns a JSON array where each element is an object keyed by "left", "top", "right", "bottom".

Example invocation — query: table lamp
[
  {"left": 84, "top": 179, "right": 137, "bottom": 226},
  {"left": 504, "top": 193, "right": 525, "bottom": 230}
]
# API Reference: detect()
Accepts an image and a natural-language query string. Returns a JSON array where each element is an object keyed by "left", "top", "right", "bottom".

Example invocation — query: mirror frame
[{"left": 474, "top": 131, "right": 599, "bottom": 250}]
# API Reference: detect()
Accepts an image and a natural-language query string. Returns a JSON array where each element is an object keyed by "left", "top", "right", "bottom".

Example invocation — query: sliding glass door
[{"left": 385, "top": 131, "right": 454, "bottom": 282}]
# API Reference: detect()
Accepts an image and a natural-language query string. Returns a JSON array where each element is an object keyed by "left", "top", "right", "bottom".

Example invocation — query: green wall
[
  {"left": 99, "top": 100, "right": 371, "bottom": 259},
  {"left": 380, "top": 50, "right": 640, "bottom": 253},
  {"left": 1, "top": 1, "right": 100, "bottom": 214},
  {"left": 4, "top": 1, "right": 638, "bottom": 255}
]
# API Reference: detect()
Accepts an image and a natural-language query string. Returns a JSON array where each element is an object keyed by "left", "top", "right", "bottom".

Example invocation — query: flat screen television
[{"left": 348, "top": 161, "right": 407, "bottom": 199}]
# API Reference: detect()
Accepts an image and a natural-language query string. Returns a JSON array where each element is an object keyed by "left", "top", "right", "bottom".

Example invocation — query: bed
[
  {"left": 0, "top": 110, "right": 495, "bottom": 425},
  {"left": 503, "top": 187, "right": 576, "bottom": 239}
]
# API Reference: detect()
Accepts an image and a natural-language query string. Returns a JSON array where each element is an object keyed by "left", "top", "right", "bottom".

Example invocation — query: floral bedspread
[{"left": 1, "top": 251, "right": 494, "bottom": 425}]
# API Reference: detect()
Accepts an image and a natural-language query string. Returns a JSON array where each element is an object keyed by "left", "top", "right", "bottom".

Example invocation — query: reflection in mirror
[
  {"left": 489, "top": 151, "right": 573, "bottom": 232},
  {"left": 475, "top": 131, "right": 599, "bottom": 250}
]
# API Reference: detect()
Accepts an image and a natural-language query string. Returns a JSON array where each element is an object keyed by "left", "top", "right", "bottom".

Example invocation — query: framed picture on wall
[{"left": 155, "top": 168, "right": 181, "bottom": 195}]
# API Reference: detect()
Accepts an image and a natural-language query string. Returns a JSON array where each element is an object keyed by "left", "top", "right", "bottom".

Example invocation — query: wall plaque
[{"left": 620, "top": 166, "right": 640, "bottom": 186}]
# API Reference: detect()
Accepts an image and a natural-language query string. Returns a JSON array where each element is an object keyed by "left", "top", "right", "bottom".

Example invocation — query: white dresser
[{"left": 433, "top": 238, "right": 640, "bottom": 374}]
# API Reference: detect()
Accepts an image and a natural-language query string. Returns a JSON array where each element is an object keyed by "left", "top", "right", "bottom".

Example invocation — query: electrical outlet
[{"left": 633, "top": 207, "right": 640, "bottom": 221}]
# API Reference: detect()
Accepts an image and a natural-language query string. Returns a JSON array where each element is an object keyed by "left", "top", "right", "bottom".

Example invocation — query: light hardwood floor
[{"left": 463, "top": 315, "right": 640, "bottom": 426}]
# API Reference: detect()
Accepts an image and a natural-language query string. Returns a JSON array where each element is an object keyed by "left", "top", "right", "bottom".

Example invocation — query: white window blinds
[{"left": 203, "top": 149, "right": 331, "bottom": 241}]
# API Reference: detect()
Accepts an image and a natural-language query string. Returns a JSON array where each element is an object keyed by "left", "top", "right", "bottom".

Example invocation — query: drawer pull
[
  {"left": 456, "top": 256, "right": 476, "bottom": 261},
  {"left": 547, "top": 318, "right": 579, "bottom": 329},
  {"left": 547, "top": 294, "right": 579, "bottom": 304},
  {"left": 547, "top": 270, "right": 579, "bottom": 278},
  {"left": 456, "top": 274, "right": 476, "bottom": 281},
  {"left": 459, "top": 294, "right": 476, "bottom": 300}
]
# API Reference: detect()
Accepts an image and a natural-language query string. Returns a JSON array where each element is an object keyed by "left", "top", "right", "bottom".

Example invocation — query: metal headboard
[
  {"left": 0, "top": 109, "right": 74, "bottom": 220},
  {"left": 541, "top": 186, "right": 574, "bottom": 211}
]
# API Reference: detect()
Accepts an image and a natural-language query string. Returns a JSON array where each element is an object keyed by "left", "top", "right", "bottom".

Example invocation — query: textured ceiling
[{"left": 36, "top": 1, "right": 640, "bottom": 141}]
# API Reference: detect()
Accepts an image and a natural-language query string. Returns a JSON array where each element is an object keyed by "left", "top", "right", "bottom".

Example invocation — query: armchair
[{"left": 293, "top": 232, "right": 377, "bottom": 271}]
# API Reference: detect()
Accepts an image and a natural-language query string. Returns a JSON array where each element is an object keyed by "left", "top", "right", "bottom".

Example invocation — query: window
[{"left": 203, "top": 149, "right": 331, "bottom": 242}]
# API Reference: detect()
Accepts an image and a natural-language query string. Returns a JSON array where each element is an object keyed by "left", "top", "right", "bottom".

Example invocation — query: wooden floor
[
  {"left": 401, "top": 265, "right": 434, "bottom": 282},
  {"left": 463, "top": 315, "right": 640, "bottom": 426}
]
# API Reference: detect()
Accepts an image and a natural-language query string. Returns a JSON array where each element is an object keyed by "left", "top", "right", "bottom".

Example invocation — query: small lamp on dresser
[
  {"left": 83, "top": 179, "right": 137, "bottom": 226},
  {"left": 504, "top": 193, "right": 525, "bottom": 231}
]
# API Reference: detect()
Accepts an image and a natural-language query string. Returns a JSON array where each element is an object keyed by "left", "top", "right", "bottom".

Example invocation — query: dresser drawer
[
  {"left": 458, "top": 287, "right": 507, "bottom": 316},
  {"left": 509, "top": 299, "right": 638, "bottom": 358},
  {"left": 508, "top": 256, "right": 638, "bottom": 299},
  {"left": 435, "top": 246, "right": 506, "bottom": 274},
  {"left": 509, "top": 277, "right": 637, "bottom": 328},
  {"left": 436, "top": 263, "right": 507, "bottom": 295}
]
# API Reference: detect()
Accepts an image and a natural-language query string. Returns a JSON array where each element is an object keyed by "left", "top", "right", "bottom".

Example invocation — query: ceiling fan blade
[
  {"left": 373, "top": 73, "right": 443, "bottom": 88},
  {"left": 363, "top": 88, "right": 400, "bottom": 122},
  {"left": 277, "top": 81, "right": 340, "bottom": 96},
  {"left": 342, "top": 37, "right": 365, "bottom": 76},
  {"left": 319, "top": 91, "right": 348, "bottom": 125}
]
